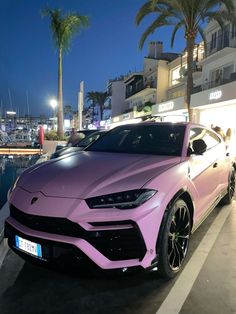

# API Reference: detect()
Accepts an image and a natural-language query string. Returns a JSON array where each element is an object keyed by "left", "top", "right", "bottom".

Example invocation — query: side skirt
[{"left": 191, "top": 189, "right": 227, "bottom": 234}]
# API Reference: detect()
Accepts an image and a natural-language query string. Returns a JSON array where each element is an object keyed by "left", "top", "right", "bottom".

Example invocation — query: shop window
[
  {"left": 223, "top": 64, "right": 234, "bottom": 80},
  {"left": 211, "top": 63, "right": 234, "bottom": 85},
  {"left": 171, "top": 65, "right": 186, "bottom": 86},
  {"left": 211, "top": 68, "right": 222, "bottom": 86}
]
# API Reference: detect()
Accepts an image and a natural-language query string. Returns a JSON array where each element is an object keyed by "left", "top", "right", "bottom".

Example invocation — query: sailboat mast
[{"left": 26, "top": 90, "right": 30, "bottom": 130}]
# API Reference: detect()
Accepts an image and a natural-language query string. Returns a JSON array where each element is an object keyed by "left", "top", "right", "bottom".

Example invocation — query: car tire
[
  {"left": 157, "top": 198, "right": 191, "bottom": 279},
  {"left": 221, "top": 167, "right": 235, "bottom": 205}
]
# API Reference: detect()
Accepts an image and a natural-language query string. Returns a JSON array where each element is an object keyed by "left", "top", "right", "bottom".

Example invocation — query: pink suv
[{"left": 5, "top": 122, "right": 235, "bottom": 278}]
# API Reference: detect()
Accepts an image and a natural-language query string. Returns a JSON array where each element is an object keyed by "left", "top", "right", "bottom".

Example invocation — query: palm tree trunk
[
  {"left": 92, "top": 103, "right": 95, "bottom": 123},
  {"left": 185, "top": 37, "right": 195, "bottom": 122},
  {"left": 57, "top": 48, "right": 64, "bottom": 138}
]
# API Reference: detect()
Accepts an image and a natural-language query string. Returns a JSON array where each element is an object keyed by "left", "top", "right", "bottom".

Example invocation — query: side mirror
[{"left": 192, "top": 139, "right": 207, "bottom": 155}]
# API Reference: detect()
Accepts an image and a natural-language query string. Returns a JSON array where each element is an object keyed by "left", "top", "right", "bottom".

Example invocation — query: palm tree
[
  {"left": 86, "top": 91, "right": 97, "bottom": 123},
  {"left": 86, "top": 91, "right": 109, "bottom": 122},
  {"left": 64, "top": 104, "right": 73, "bottom": 120},
  {"left": 136, "top": 0, "right": 236, "bottom": 121},
  {"left": 43, "top": 8, "right": 89, "bottom": 137}
]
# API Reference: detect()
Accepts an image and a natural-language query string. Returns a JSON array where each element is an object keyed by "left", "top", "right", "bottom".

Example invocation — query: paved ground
[
  {"left": 0, "top": 203, "right": 9, "bottom": 242},
  {"left": 0, "top": 202, "right": 236, "bottom": 314}
]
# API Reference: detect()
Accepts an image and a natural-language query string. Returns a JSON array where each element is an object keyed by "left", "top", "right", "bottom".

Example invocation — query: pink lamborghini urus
[{"left": 5, "top": 122, "right": 235, "bottom": 278}]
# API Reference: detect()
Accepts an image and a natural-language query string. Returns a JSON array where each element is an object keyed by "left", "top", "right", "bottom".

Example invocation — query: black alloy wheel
[
  {"left": 221, "top": 167, "right": 235, "bottom": 205},
  {"left": 157, "top": 198, "right": 191, "bottom": 279}
]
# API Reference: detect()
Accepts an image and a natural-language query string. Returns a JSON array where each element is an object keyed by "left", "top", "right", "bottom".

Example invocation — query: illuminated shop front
[
  {"left": 110, "top": 112, "right": 142, "bottom": 128},
  {"left": 191, "top": 82, "right": 236, "bottom": 138},
  {"left": 190, "top": 82, "right": 236, "bottom": 160},
  {"left": 152, "top": 98, "right": 188, "bottom": 122}
]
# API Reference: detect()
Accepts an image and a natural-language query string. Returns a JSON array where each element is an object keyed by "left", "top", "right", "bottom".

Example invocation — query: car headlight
[{"left": 86, "top": 189, "right": 156, "bottom": 209}]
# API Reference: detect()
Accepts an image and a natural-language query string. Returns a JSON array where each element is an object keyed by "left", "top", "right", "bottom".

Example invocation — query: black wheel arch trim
[
  {"left": 166, "top": 188, "right": 195, "bottom": 223},
  {"left": 151, "top": 187, "right": 194, "bottom": 268}
]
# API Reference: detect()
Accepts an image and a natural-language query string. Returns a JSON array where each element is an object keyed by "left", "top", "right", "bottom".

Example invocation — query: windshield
[
  {"left": 74, "top": 132, "right": 102, "bottom": 148},
  {"left": 86, "top": 124, "right": 185, "bottom": 156}
]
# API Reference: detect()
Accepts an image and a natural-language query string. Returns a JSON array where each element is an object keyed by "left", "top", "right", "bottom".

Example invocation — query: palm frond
[
  {"left": 205, "top": 11, "right": 226, "bottom": 29},
  {"left": 198, "top": 0, "right": 234, "bottom": 23},
  {"left": 222, "top": 0, "right": 236, "bottom": 13},
  {"left": 196, "top": 25, "right": 207, "bottom": 53},
  {"left": 136, "top": 1, "right": 162, "bottom": 25},
  {"left": 43, "top": 8, "right": 89, "bottom": 51},
  {"left": 138, "top": 14, "right": 172, "bottom": 49},
  {"left": 170, "top": 21, "right": 184, "bottom": 47},
  {"left": 218, "top": 10, "right": 236, "bottom": 24},
  {"left": 61, "top": 14, "right": 89, "bottom": 51}
]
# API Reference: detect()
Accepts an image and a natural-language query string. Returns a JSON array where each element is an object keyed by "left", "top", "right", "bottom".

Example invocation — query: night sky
[{"left": 0, "top": 0, "right": 186, "bottom": 117}]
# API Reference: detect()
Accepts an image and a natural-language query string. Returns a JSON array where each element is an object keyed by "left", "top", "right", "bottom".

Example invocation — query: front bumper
[{"left": 5, "top": 204, "right": 154, "bottom": 270}]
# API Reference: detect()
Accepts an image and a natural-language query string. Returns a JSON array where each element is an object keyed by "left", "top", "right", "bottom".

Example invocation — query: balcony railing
[
  {"left": 192, "top": 72, "right": 236, "bottom": 95},
  {"left": 126, "top": 81, "right": 156, "bottom": 98},
  {"left": 206, "top": 31, "right": 236, "bottom": 57}
]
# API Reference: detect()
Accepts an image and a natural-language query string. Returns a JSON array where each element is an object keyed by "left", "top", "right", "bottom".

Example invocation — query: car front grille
[
  {"left": 9, "top": 205, "right": 146, "bottom": 261},
  {"left": 10, "top": 205, "right": 84, "bottom": 237}
]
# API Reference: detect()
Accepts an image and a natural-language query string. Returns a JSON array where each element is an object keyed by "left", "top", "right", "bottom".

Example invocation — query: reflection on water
[{"left": 0, "top": 155, "right": 39, "bottom": 209}]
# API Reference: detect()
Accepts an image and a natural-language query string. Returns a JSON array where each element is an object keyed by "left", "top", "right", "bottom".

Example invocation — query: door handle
[{"left": 213, "top": 162, "right": 218, "bottom": 168}]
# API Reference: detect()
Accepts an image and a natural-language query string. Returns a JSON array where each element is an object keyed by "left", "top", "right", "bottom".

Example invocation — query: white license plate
[{"left": 15, "top": 235, "right": 42, "bottom": 258}]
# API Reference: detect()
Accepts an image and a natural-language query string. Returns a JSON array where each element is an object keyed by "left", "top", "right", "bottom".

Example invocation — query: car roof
[{"left": 114, "top": 121, "right": 207, "bottom": 128}]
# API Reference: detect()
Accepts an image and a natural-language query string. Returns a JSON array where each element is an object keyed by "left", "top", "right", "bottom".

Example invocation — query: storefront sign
[
  {"left": 209, "top": 90, "right": 222, "bottom": 100},
  {"left": 113, "top": 117, "right": 120, "bottom": 123},
  {"left": 158, "top": 101, "right": 174, "bottom": 113}
]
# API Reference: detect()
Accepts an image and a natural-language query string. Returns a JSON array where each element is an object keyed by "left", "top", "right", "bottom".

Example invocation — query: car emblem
[{"left": 31, "top": 197, "right": 38, "bottom": 205}]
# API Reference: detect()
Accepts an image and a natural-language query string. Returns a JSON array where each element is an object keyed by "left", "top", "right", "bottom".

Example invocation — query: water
[{"left": 0, "top": 155, "right": 38, "bottom": 209}]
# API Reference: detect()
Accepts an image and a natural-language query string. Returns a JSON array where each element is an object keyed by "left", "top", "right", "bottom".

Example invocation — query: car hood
[{"left": 18, "top": 151, "right": 181, "bottom": 198}]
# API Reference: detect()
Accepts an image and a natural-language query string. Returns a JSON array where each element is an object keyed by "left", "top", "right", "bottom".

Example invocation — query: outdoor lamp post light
[
  {"left": 6, "top": 111, "right": 17, "bottom": 129},
  {"left": 49, "top": 99, "right": 57, "bottom": 130}
]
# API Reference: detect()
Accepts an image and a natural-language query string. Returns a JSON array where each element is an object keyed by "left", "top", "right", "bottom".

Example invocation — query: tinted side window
[{"left": 189, "top": 127, "right": 221, "bottom": 153}]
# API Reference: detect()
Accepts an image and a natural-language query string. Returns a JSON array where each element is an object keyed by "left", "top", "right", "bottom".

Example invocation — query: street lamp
[{"left": 49, "top": 99, "right": 57, "bottom": 130}]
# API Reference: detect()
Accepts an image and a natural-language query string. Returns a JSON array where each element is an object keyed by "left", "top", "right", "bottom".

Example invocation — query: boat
[
  {"left": 5, "top": 129, "right": 35, "bottom": 147},
  {"left": 0, "top": 130, "right": 10, "bottom": 146}
]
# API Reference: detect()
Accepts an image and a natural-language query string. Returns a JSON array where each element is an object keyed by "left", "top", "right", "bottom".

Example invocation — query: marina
[
  {"left": 0, "top": 128, "right": 39, "bottom": 148},
  {"left": 0, "top": 155, "right": 39, "bottom": 209}
]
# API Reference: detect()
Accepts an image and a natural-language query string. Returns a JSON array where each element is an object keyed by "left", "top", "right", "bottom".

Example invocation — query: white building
[
  {"left": 107, "top": 76, "right": 126, "bottom": 117},
  {"left": 152, "top": 1, "right": 236, "bottom": 136},
  {"left": 152, "top": 43, "right": 205, "bottom": 122},
  {"left": 125, "top": 42, "right": 179, "bottom": 109},
  {"left": 110, "top": 1, "right": 236, "bottom": 140}
]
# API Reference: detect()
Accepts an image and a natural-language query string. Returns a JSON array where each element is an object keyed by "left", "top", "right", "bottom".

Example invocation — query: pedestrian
[
  {"left": 225, "top": 128, "right": 232, "bottom": 142},
  {"left": 213, "top": 126, "right": 225, "bottom": 141},
  {"left": 225, "top": 127, "right": 233, "bottom": 153},
  {"left": 67, "top": 128, "right": 85, "bottom": 146}
]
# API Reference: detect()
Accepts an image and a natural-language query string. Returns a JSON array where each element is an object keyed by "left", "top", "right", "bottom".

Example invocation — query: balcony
[
  {"left": 125, "top": 81, "right": 156, "bottom": 99},
  {"left": 205, "top": 31, "right": 236, "bottom": 57},
  {"left": 192, "top": 72, "right": 236, "bottom": 95}
]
